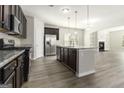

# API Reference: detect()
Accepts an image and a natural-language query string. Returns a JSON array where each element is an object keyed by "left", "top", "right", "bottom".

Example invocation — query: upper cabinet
[
  {"left": 0, "top": 5, "right": 27, "bottom": 38},
  {"left": 0, "top": 6, "right": 3, "bottom": 28},
  {"left": 2, "top": 5, "right": 11, "bottom": 31}
]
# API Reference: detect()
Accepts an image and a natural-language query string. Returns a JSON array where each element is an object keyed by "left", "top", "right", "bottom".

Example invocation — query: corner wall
[{"left": 20, "top": 16, "right": 44, "bottom": 60}]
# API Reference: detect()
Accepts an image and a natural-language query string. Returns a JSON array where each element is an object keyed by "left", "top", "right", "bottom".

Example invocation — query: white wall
[
  {"left": 84, "top": 31, "right": 98, "bottom": 47},
  {"left": 84, "top": 31, "right": 91, "bottom": 47},
  {"left": 21, "top": 16, "right": 44, "bottom": 60},
  {"left": 90, "top": 32, "right": 98, "bottom": 47},
  {"left": 56, "top": 27, "right": 84, "bottom": 46},
  {"left": 33, "top": 18, "right": 44, "bottom": 59},
  {"left": 0, "top": 32, "right": 21, "bottom": 46},
  {"left": 97, "top": 31, "right": 110, "bottom": 50},
  {"left": 110, "top": 30, "right": 124, "bottom": 51},
  {"left": 21, "top": 16, "right": 34, "bottom": 46}
]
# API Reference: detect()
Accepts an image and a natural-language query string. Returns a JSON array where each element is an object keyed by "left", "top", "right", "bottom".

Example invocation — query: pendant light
[
  {"left": 67, "top": 17, "right": 70, "bottom": 32},
  {"left": 74, "top": 11, "right": 78, "bottom": 46},
  {"left": 86, "top": 5, "right": 90, "bottom": 30},
  {"left": 75, "top": 11, "right": 77, "bottom": 29},
  {"left": 74, "top": 11, "right": 78, "bottom": 34}
]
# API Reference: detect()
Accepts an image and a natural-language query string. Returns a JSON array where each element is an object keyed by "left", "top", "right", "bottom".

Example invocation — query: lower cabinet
[
  {"left": 68, "top": 49, "right": 77, "bottom": 71},
  {"left": 16, "top": 54, "right": 24, "bottom": 88},
  {"left": 57, "top": 46, "right": 77, "bottom": 72},
  {"left": 4, "top": 72, "right": 16, "bottom": 88},
  {"left": 56, "top": 46, "right": 61, "bottom": 61},
  {"left": 60, "top": 47, "right": 64, "bottom": 62},
  {"left": 16, "top": 65, "right": 22, "bottom": 88},
  {"left": 63, "top": 48, "right": 68, "bottom": 65},
  {"left": 0, "top": 52, "right": 28, "bottom": 88}
]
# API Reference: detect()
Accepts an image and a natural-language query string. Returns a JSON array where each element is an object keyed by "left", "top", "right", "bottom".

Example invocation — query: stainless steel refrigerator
[{"left": 45, "top": 34, "right": 57, "bottom": 56}]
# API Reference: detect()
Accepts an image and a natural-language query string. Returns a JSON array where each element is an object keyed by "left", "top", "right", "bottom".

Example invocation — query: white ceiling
[{"left": 21, "top": 5, "right": 124, "bottom": 31}]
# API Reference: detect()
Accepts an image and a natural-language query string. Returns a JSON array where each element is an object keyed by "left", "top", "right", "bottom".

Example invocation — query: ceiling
[{"left": 21, "top": 5, "right": 124, "bottom": 31}]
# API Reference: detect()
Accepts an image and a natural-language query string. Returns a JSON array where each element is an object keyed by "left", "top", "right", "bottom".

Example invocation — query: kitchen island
[{"left": 56, "top": 46, "right": 97, "bottom": 77}]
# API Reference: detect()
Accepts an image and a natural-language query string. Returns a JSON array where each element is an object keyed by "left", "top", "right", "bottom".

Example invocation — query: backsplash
[{"left": 0, "top": 32, "right": 21, "bottom": 46}]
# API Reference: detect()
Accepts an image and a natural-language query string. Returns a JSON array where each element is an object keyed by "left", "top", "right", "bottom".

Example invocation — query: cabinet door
[
  {"left": 11, "top": 5, "right": 16, "bottom": 15},
  {"left": 2, "top": 5, "right": 11, "bottom": 30},
  {"left": 18, "top": 6, "right": 22, "bottom": 21},
  {"left": 16, "top": 55, "right": 25, "bottom": 87},
  {"left": 57, "top": 47, "right": 61, "bottom": 61},
  {"left": 15, "top": 5, "right": 19, "bottom": 18},
  {"left": 16, "top": 65, "right": 22, "bottom": 88},
  {"left": 22, "top": 15, "right": 27, "bottom": 38},
  {"left": 63, "top": 48, "right": 68, "bottom": 65},
  {"left": 4, "top": 72, "right": 16, "bottom": 88},
  {"left": 60, "top": 48, "right": 64, "bottom": 62},
  {"left": 69, "top": 49, "right": 77, "bottom": 71},
  {"left": 0, "top": 5, "right": 3, "bottom": 28}
]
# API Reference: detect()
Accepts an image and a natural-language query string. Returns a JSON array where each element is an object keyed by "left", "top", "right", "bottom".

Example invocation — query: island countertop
[
  {"left": 57, "top": 45, "right": 97, "bottom": 49},
  {"left": 56, "top": 46, "right": 97, "bottom": 77},
  {"left": 0, "top": 50, "right": 25, "bottom": 68}
]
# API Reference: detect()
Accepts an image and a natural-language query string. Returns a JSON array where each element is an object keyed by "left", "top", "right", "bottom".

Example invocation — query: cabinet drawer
[
  {"left": 18, "top": 55, "right": 23, "bottom": 66},
  {"left": 3, "top": 60, "right": 17, "bottom": 82}
]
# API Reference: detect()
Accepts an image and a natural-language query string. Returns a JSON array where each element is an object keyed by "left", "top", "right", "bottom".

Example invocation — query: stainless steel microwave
[{"left": 8, "top": 15, "right": 22, "bottom": 35}]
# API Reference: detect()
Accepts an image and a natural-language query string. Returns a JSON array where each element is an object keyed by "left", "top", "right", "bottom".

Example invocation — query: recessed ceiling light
[{"left": 62, "top": 8, "right": 70, "bottom": 13}]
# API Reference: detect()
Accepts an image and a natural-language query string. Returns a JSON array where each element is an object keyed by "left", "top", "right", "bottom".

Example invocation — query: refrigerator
[{"left": 45, "top": 34, "right": 57, "bottom": 56}]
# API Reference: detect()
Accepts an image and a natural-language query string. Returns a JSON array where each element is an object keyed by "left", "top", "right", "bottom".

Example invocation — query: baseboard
[
  {"left": 31, "top": 56, "right": 44, "bottom": 61},
  {"left": 76, "top": 70, "right": 96, "bottom": 77}
]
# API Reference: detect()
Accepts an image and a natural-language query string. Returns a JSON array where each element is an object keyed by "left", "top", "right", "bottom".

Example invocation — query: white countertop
[{"left": 57, "top": 45, "right": 97, "bottom": 49}]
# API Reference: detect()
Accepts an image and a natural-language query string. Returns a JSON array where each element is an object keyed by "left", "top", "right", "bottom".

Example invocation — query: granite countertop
[
  {"left": 0, "top": 46, "right": 31, "bottom": 50},
  {"left": 57, "top": 45, "right": 97, "bottom": 49},
  {"left": 0, "top": 50, "right": 25, "bottom": 68}
]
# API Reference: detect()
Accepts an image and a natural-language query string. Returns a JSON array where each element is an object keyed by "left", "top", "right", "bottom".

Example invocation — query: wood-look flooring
[{"left": 22, "top": 51, "right": 124, "bottom": 88}]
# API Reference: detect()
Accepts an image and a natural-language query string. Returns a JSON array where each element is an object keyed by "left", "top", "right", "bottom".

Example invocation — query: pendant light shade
[
  {"left": 67, "top": 17, "right": 70, "bottom": 31},
  {"left": 86, "top": 5, "right": 90, "bottom": 30},
  {"left": 75, "top": 11, "right": 78, "bottom": 28}
]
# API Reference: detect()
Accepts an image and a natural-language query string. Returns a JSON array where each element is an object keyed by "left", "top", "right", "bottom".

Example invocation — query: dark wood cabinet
[
  {"left": 21, "top": 14, "right": 27, "bottom": 38},
  {"left": 63, "top": 48, "right": 68, "bottom": 65},
  {"left": 44, "top": 27, "right": 59, "bottom": 40},
  {"left": 60, "top": 47, "right": 64, "bottom": 62},
  {"left": 56, "top": 46, "right": 61, "bottom": 61},
  {"left": 0, "top": 6, "right": 3, "bottom": 28},
  {"left": 68, "top": 49, "right": 77, "bottom": 71},
  {"left": 16, "top": 65, "right": 22, "bottom": 88},
  {"left": 2, "top": 60, "right": 17, "bottom": 82},
  {"left": 23, "top": 49, "right": 30, "bottom": 81},
  {"left": 15, "top": 5, "right": 19, "bottom": 18},
  {"left": 2, "top": 5, "right": 11, "bottom": 31},
  {"left": 0, "top": 5, "right": 27, "bottom": 38},
  {"left": 16, "top": 55, "right": 24, "bottom": 88},
  {"left": 57, "top": 46, "right": 77, "bottom": 72},
  {"left": 4, "top": 72, "right": 16, "bottom": 88},
  {"left": 11, "top": 5, "right": 16, "bottom": 15},
  {"left": 0, "top": 50, "right": 30, "bottom": 88}
]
